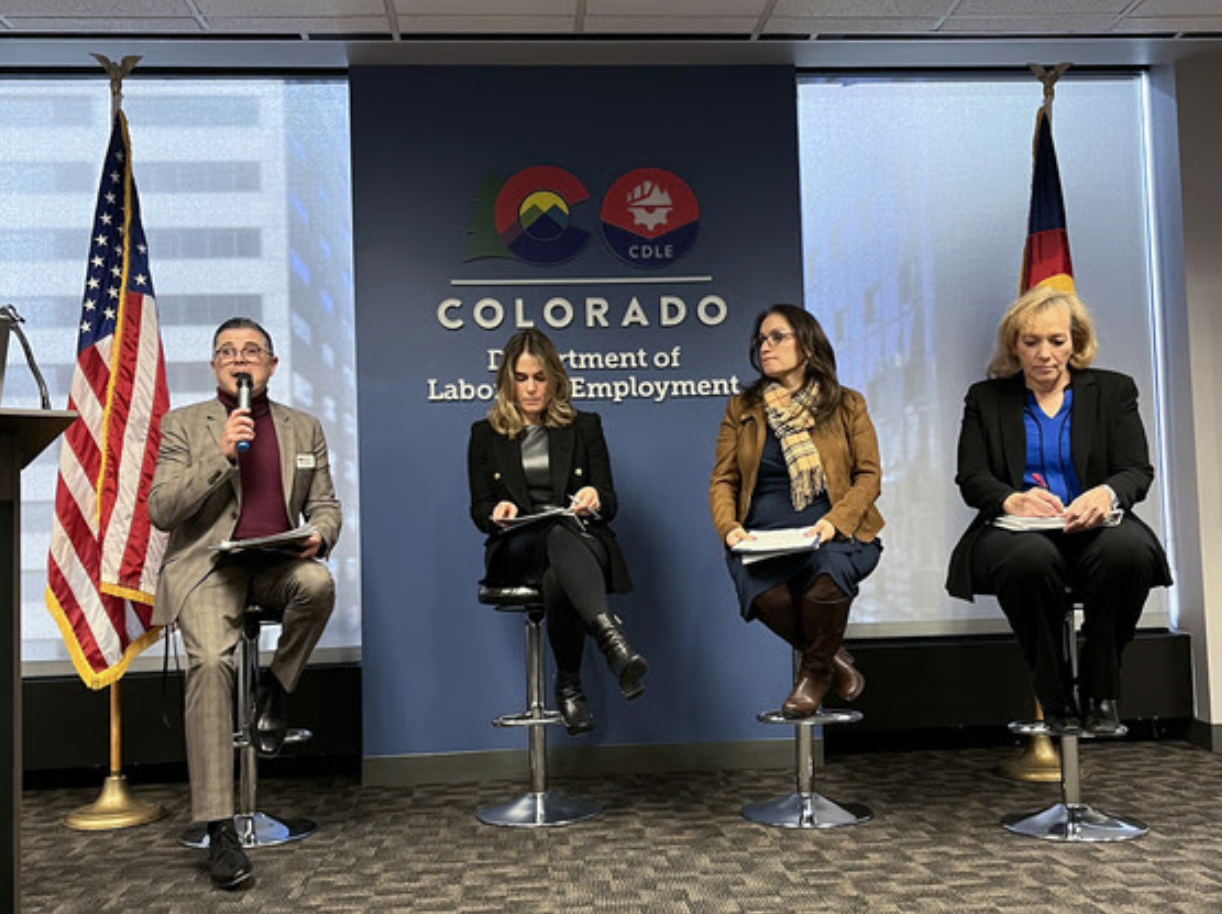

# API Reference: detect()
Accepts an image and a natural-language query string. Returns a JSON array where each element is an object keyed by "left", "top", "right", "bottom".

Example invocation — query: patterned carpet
[{"left": 20, "top": 739, "right": 1222, "bottom": 913}]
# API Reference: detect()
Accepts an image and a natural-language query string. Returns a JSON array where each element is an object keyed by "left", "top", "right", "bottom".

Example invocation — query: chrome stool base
[
  {"left": 477, "top": 587, "right": 602, "bottom": 829},
  {"left": 1002, "top": 602, "right": 1146, "bottom": 843},
  {"left": 476, "top": 791, "right": 603, "bottom": 828},
  {"left": 743, "top": 707, "right": 870, "bottom": 830},
  {"left": 180, "top": 812, "right": 318, "bottom": 849},
  {"left": 1002, "top": 803, "right": 1148, "bottom": 842},
  {"left": 743, "top": 792, "right": 871, "bottom": 829}
]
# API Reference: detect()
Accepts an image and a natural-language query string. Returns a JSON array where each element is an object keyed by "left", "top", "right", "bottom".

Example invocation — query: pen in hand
[{"left": 568, "top": 493, "right": 601, "bottom": 521}]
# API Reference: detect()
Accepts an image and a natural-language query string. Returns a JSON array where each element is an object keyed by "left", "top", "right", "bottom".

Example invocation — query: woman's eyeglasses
[
  {"left": 753, "top": 330, "right": 796, "bottom": 349},
  {"left": 213, "top": 344, "right": 271, "bottom": 364}
]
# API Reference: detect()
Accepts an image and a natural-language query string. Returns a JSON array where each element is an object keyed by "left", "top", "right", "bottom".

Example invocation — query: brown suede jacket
[{"left": 708, "top": 388, "right": 885, "bottom": 547}]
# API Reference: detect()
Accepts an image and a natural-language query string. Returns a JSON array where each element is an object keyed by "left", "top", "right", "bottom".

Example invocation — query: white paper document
[
  {"left": 731, "top": 526, "right": 821, "bottom": 565},
  {"left": 215, "top": 525, "right": 318, "bottom": 553},
  {"left": 991, "top": 510, "right": 1123, "bottom": 533}
]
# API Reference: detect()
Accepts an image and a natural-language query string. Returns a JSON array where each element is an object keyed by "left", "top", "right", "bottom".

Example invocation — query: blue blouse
[{"left": 1022, "top": 388, "right": 1081, "bottom": 504}]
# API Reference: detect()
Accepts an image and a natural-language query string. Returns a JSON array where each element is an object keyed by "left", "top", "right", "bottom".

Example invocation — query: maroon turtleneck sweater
[{"left": 218, "top": 388, "right": 292, "bottom": 540}]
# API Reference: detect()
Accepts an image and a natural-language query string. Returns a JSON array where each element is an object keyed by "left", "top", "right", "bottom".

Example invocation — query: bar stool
[
  {"left": 742, "top": 650, "right": 871, "bottom": 829},
  {"left": 476, "top": 584, "right": 602, "bottom": 828},
  {"left": 181, "top": 605, "right": 315, "bottom": 849},
  {"left": 1001, "top": 599, "right": 1147, "bottom": 842}
]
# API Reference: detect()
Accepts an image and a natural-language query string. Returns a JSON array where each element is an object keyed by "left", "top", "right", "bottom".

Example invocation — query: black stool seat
[{"left": 180, "top": 604, "right": 316, "bottom": 850}]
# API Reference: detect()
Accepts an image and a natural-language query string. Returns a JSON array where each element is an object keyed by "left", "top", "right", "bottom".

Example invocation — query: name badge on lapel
[{"left": 296, "top": 453, "right": 316, "bottom": 470}]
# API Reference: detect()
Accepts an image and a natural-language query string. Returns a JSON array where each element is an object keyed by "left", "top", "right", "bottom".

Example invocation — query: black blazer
[
  {"left": 946, "top": 368, "right": 1171, "bottom": 600},
  {"left": 467, "top": 411, "right": 632, "bottom": 593}
]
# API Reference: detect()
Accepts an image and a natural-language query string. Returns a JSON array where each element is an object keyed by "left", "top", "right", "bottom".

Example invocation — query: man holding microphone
[{"left": 149, "top": 317, "right": 341, "bottom": 889}]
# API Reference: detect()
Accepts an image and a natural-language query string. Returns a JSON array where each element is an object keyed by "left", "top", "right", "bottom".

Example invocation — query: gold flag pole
[
  {"left": 64, "top": 52, "right": 166, "bottom": 830},
  {"left": 996, "top": 61, "right": 1084, "bottom": 785},
  {"left": 65, "top": 681, "right": 166, "bottom": 829}
]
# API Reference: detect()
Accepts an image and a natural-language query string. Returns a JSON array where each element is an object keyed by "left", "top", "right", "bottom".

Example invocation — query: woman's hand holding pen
[
  {"left": 569, "top": 486, "right": 601, "bottom": 518},
  {"left": 491, "top": 501, "right": 519, "bottom": 526},
  {"left": 1003, "top": 473, "right": 1064, "bottom": 517}
]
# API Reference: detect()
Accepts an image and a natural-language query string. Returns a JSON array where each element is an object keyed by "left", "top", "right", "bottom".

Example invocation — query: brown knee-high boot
[
  {"left": 782, "top": 576, "right": 854, "bottom": 718},
  {"left": 754, "top": 584, "right": 864, "bottom": 703}
]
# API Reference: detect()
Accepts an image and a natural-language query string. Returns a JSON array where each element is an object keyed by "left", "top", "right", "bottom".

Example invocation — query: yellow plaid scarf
[{"left": 763, "top": 382, "right": 826, "bottom": 511}]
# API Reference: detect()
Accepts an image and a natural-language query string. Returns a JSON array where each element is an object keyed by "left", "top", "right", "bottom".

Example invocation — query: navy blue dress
[{"left": 727, "top": 428, "right": 882, "bottom": 619}]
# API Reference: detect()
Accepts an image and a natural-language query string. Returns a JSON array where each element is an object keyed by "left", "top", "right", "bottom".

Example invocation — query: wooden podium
[{"left": 1, "top": 409, "right": 76, "bottom": 914}]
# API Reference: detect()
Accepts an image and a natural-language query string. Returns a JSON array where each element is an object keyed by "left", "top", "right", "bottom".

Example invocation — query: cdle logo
[
  {"left": 465, "top": 165, "right": 699, "bottom": 268},
  {"left": 600, "top": 168, "right": 700, "bottom": 270}
]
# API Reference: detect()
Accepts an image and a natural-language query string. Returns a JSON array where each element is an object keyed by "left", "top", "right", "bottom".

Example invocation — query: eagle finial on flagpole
[
  {"left": 1029, "top": 62, "right": 1071, "bottom": 116},
  {"left": 91, "top": 53, "right": 141, "bottom": 119}
]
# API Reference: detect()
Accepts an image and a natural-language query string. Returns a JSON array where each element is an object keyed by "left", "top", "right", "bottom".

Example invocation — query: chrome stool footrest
[
  {"left": 743, "top": 704, "right": 870, "bottom": 830},
  {"left": 180, "top": 812, "right": 318, "bottom": 849},
  {"left": 1008, "top": 720, "right": 1127, "bottom": 738},
  {"left": 493, "top": 710, "right": 565, "bottom": 728}
]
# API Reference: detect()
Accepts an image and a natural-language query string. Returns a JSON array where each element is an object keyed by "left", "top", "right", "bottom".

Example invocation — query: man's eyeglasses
[
  {"left": 753, "top": 329, "right": 796, "bottom": 349},
  {"left": 214, "top": 344, "right": 271, "bottom": 364}
]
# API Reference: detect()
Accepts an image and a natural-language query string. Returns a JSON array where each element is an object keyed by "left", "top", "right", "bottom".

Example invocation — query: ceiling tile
[
  {"left": 955, "top": 0, "right": 1130, "bottom": 12},
  {"left": 1, "top": 0, "right": 188, "bottom": 13},
  {"left": 775, "top": 0, "right": 954, "bottom": 15},
  {"left": 767, "top": 16, "right": 943, "bottom": 33},
  {"left": 395, "top": 0, "right": 576, "bottom": 13},
  {"left": 1115, "top": 15, "right": 1222, "bottom": 30},
  {"left": 206, "top": 15, "right": 393, "bottom": 33},
  {"left": 198, "top": 0, "right": 386, "bottom": 14},
  {"left": 584, "top": 15, "right": 758, "bottom": 33},
  {"left": 2, "top": 16, "right": 202, "bottom": 31},
  {"left": 397, "top": 14, "right": 574, "bottom": 33},
  {"left": 941, "top": 14, "right": 1124, "bottom": 31},
  {"left": 1129, "top": 0, "right": 1222, "bottom": 13},
  {"left": 588, "top": 0, "right": 767, "bottom": 14}
]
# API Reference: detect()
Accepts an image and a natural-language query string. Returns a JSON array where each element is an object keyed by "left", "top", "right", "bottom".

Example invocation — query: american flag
[{"left": 44, "top": 110, "right": 170, "bottom": 689}]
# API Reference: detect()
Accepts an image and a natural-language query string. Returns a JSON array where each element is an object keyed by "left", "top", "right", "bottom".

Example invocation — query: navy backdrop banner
[{"left": 352, "top": 66, "right": 805, "bottom": 758}]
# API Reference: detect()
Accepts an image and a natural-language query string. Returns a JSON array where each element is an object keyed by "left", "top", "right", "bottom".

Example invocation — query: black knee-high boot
[{"left": 589, "top": 613, "right": 648, "bottom": 700}]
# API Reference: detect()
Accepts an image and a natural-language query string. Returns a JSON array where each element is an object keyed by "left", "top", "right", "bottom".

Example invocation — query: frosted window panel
[
  {"left": 1, "top": 78, "right": 361, "bottom": 672},
  {"left": 797, "top": 74, "right": 1166, "bottom": 636}
]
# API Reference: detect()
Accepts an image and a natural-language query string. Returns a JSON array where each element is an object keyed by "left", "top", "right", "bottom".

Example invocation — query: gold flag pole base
[
  {"left": 996, "top": 696, "right": 1089, "bottom": 783},
  {"left": 63, "top": 773, "right": 167, "bottom": 831},
  {"left": 996, "top": 733, "right": 1064, "bottom": 783}
]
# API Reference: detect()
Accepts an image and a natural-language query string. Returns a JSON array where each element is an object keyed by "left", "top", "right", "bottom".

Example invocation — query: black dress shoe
[
  {"left": 1084, "top": 698, "right": 1122, "bottom": 735},
  {"left": 555, "top": 673, "right": 594, "bottom": 736},
  {"left": 255, "top": 672, "right": 288, "bottom": 757},
  {"left": 207, "top": 819, "right": 252, "bottom": 890}
]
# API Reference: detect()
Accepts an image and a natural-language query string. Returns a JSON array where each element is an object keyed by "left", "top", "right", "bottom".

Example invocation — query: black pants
[
  {"left": 541, "top": 522, "right": 611, "bottom": 674},
  {"left": 969, "top": 517, "right": 1162, "bottom": 714}
]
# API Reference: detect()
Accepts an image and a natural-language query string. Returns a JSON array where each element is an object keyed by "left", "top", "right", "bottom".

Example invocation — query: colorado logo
[
  {"left": 465, "top": 166, "right": 592, "bottom": 265},
  {"left": 600, "top": 168, "right": 700, "bottom": 270}
]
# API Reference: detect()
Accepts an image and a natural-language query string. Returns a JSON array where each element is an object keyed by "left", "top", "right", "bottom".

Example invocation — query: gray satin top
[{"left": 521, "top": 425, "right": 553, "bottom": 509}]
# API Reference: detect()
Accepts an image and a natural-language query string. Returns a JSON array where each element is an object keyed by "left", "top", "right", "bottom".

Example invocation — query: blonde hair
[
  {"left": 986, "top": 286, "right": 1097, "bottom": 378},
  {"left": 488, "top": 328, "right": 577, "bottom": 437}
]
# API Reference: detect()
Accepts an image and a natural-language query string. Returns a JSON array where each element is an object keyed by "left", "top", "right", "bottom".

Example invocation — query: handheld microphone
[{"left": 235, "top": 372, "right": 253, "bottom": 453}]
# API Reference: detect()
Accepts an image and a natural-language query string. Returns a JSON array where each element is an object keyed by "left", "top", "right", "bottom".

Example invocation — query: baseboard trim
[
  {"left": 1186, "top": 718, "right": 1222, "bottom": 752},
  {"left": 363, "top": 738, "right": 798, "bottom": 787}
]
